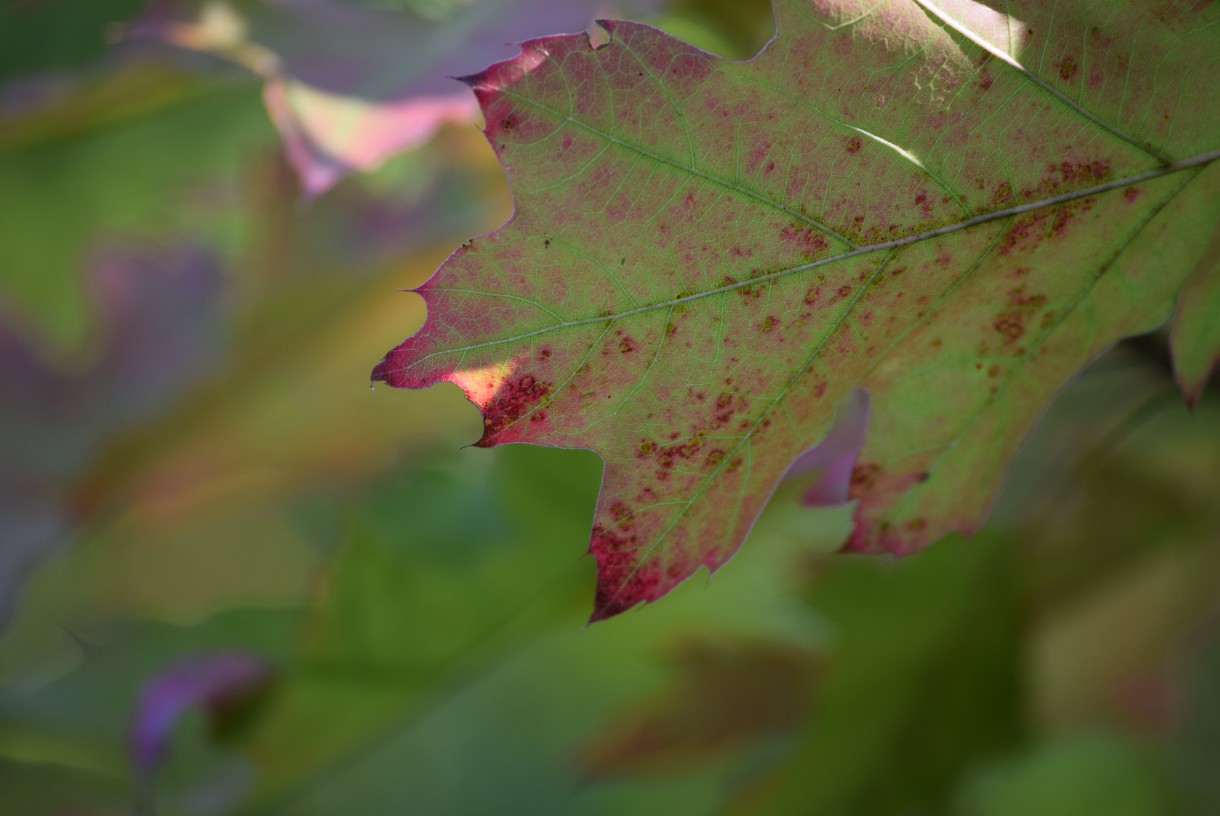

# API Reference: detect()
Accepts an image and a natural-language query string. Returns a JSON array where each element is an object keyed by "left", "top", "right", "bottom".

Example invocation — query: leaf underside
[{"left": 374, "top": 0, "right": 1220, "bottom": 621}]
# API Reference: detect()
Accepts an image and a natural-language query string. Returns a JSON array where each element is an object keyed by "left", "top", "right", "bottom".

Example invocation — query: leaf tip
[
  {"left": 370, "top": 357, "right": 393, "bottom": 387},
  {"left": 1173, "top": 353, "right": 1217, "bottom": 411}
]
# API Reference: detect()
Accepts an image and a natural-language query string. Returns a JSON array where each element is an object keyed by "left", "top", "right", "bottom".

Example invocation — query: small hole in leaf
[{"left": 586, "top": 21, "right": 611, "bottom": 50}]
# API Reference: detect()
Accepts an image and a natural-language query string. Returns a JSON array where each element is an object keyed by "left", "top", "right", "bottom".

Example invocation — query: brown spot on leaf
[
  {"left": 994, "top": 315, "right": 1025, "bottom": 341},
  {"left": 1058, "top": 56, "right": 1079, "bottom": 81},
  {"left": 845, "top": 136, "right": 862, "bottom": 154},
  {"left": 850, "top": 463, "right": 880, "bottom": 490}
]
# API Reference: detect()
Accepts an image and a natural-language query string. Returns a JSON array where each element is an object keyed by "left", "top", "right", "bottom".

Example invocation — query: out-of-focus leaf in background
[
  {"left": 0, "top": 242, "right": 225, "bottom": 627},
  {"left": 131, "top": 0, "right": 664, "bottom": 197},
  {"left": 0, "top": 1, "right": 1218, "bottom": 815},
  {"left": 129, "top": 650, "right": 276, "bottom": 778}
]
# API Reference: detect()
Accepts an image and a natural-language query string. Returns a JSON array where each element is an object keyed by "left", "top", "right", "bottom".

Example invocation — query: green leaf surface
[
  {"left": 374, "top": 0, "right": 1220, "bottom": 620},
  {"left": 0, "top": 0, "right": 144, "bottom": 82}
]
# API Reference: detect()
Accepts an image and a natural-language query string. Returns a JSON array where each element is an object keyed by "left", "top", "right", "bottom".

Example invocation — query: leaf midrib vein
[{"left": 401, "top": 149, "right": 1219, "bottom": 374}]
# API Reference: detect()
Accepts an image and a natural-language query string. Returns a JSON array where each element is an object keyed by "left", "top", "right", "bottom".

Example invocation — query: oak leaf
[{"left": 374, "top": 0, "right": 1220, "bottom": 620}]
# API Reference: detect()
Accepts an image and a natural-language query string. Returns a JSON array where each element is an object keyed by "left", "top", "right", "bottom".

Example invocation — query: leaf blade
[{"left": 374, "top": 0, "right": 1220, "bottom": 619}]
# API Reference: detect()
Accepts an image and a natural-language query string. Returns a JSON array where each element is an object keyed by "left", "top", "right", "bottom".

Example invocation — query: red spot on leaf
[
  {"left": 991, "top": 181, "right": 1015, "bottom": 205},
  {"left": 589, "top": 520, "right": 653, "bottom": 620},
  {"left": 780, "top": 223, "right": 830, "bottom": 254},
  {"left": 1058, "top": 56, "right": 1079, "bottom": 81},
  {"left": 993, "top": 287, "right": 1047, "bottom": 343},
  {"left": 845, "top": 136, "right": 862, "bottom": 154},
  {"left": 477, "top": 374, "right": 551, "bottom": 446},
  {"left": 610, "top": 500, "right": 633, "bottom": 523}
]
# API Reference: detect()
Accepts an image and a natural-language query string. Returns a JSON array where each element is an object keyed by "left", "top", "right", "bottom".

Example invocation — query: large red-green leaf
[{"left": 373, "top": 0, "right": 1220, "bottom": 620}]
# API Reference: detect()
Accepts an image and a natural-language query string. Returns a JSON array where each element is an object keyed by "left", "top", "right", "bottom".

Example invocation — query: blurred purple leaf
[
  {"left": 0, "top": 242, "right": 224, "bottom": 628},
  {"left": 132, "top": 0, "right": 659, "bottom": 196},
  {"left": 129, "top": 650, "right": 276, "bottom": 776},
  {"left": 788, "top": 388, "right": 870, "bottom": 508}
]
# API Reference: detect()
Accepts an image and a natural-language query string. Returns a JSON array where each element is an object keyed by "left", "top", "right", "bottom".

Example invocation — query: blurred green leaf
[
  {"left": 741, "top": 536, "right": 1025, "bottom": 815},
  {"left": 0, "top": 77, "right": 270, "bottom": 347},
  {"left": 0, "top": 0, "right": 144, "bottom": 81},
  {"left": 956, "top": 733, "right": 1179, "bottom": 816}
]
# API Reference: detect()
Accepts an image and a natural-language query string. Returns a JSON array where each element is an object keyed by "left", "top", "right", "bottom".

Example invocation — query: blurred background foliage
[{"left": 0, "top": 1, "right": 1217, "bottom": 814}]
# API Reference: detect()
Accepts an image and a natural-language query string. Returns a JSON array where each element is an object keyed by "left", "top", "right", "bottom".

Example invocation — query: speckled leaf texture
[{"left": 374, "top": 0, "right": 1220, "bottom": 621}]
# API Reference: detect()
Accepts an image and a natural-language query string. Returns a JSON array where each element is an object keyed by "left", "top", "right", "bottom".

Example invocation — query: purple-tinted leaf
[
  {"left": 789, "top": 388, "right": 870, "bottom": 508},
  {"left": 129, "top": 650, "right": 275, "bottom": 776},
  {"left": 133, "top": 0, "right": 659, "bottom": 196},
  {"left": 0, "top": 242, "right": 223, "bottom": 629}
]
